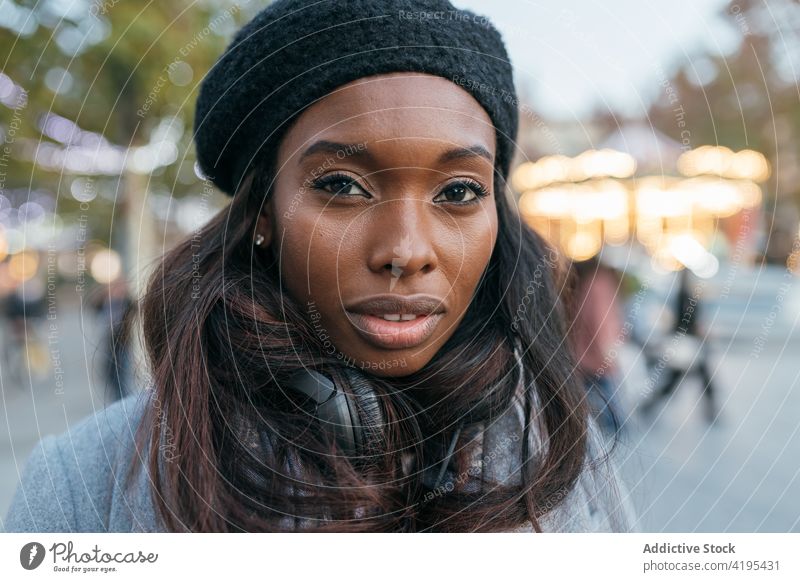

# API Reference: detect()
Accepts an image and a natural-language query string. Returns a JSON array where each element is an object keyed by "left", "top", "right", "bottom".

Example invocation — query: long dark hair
[{"left": 122, "top": 152, "right": 591, "bottom": 532}]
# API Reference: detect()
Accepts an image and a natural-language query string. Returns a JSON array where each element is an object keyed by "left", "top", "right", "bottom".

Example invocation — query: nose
[{"left": 366, "top": 199, "right": 438, "bottom": 280}]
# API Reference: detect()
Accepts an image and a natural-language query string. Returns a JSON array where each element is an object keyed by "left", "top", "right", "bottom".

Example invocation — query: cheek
[
  {"left": 442, "top": 211, "right": 498, "bottom": 289},
  {"left": 275, "top": 209, "right": 357, "bottom": 302}
]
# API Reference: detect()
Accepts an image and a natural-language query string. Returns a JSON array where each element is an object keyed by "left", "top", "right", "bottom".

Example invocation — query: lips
[
  {"left": 346, "top": 294, "right": 446, "bottom": 317},
  {"left": 347, "top": 312, "right": 445, "bottom": 350},
  {"left": 345, "top": 294, "right": 446, "bottom": 350}
]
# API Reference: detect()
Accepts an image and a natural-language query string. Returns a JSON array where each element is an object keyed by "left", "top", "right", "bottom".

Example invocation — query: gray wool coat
[{"left": 2, "top": 387, "right": 638, "bottom": 533}]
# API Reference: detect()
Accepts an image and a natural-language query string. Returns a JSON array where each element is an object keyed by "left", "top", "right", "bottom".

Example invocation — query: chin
[
  {"left": 333, "top": 343, "right": 434, "bottom": 378},
  {"left": 343, "top": 353, "right": 420, "bottom": 378}
]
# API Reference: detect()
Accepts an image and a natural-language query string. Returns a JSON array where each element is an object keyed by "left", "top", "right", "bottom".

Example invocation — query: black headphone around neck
[
  {"left": 284, "top": 367, "right": 384, "bottom": 459},
  {"left": 285, "top": 347, "right": 525, "bottom": 489},
  {"left": 284, "top": 366, "right": 467, "bottom": 491}
]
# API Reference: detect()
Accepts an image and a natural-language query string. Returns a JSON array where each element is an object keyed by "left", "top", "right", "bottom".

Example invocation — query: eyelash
[{"left": 310, "top": 172, "right": 491, "bottom": 205}]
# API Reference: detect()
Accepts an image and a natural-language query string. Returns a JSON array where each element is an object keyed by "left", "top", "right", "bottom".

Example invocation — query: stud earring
[{"left": 254, "top": 233, "right": 265, "bottom": 247}]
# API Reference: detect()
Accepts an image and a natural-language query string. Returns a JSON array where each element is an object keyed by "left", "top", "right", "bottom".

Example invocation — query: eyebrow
[
  {"left": 298, "top": 140, "right": 493, "bottom": 165},
  {"left": 437, "top": 144, "right": 493, "bottom": 165}
]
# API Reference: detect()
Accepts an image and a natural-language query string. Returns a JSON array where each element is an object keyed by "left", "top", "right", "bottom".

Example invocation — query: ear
[{"left": 254, "top": 199, "right": 275, "bottom": 249}]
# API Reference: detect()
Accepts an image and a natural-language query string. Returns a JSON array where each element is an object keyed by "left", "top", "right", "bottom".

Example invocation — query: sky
[{"left": 452, "top": 0, "right": 739, "bottom": 120}]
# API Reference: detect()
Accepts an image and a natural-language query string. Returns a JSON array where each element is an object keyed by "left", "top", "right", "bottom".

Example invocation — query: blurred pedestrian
[
  {"left": 639, "top": 268, "right": 718, "bottom": 424},
  {"left": 569, "top": 257, "right": 627, "bottom": 435},
  {"left": 90, "top": 278, "right": 132, "bottom": 402}
]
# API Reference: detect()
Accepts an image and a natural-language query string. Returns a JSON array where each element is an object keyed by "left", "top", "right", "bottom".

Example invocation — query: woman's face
[{"left": 258, "top": 72, "right": 498, "bottom": 377}]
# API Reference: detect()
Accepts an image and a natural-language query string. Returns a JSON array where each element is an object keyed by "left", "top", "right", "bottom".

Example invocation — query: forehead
[{"left": 278, "top": 72, "right": 496, "bottom": 162}]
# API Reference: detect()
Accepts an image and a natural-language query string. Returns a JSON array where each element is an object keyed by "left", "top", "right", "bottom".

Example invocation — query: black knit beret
[{"left": 193, "top": 0, "right": 519, "bottom": 196}]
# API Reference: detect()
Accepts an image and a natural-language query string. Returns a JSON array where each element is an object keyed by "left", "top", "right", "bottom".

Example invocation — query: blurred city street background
[{"left": 2, "top": 0, "right": 799, "bottom": 531}]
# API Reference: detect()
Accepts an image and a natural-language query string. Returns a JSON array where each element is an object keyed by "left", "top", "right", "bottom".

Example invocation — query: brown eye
[
  {"left": 313, "top": 174, "right": 370, "bottom": 197},
  {"left": 434, "top": 180, "right": 490, "bottom": 205}
]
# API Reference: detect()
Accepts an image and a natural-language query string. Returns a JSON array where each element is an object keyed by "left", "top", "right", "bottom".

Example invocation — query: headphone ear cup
[
  {"left": 339, "top": 367, "right": 386, "bottom": 461},
  {"left": 284, "top": 368, "right": 359, "bottom": 456}
]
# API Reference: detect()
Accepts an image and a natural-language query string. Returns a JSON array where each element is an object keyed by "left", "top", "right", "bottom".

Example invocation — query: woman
[{"left": 4, "top": 0, "right": 636, "bottom": 533}]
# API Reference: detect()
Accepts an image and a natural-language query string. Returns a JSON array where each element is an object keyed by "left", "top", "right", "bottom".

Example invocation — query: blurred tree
[{"left": 0, "top": 0, "right": 260, "bottom": 290}]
